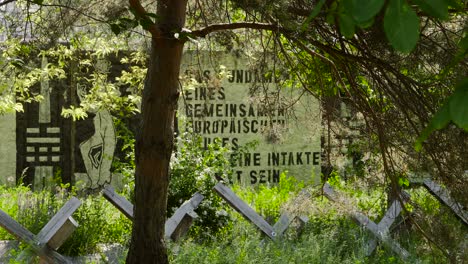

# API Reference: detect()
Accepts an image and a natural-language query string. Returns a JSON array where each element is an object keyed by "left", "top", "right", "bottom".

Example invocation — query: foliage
[
  {"left": 168, "top": 177, "right": 462, "bottom": 264},
  {"left": 169, "top": 222, "right": 368, "bottom": 264},
  {"left": 0, "top": 31, "right": 147, "bottom": 119},
  {"left": 407, "top": 186, "right": 468, "bottom": 262},
  {"left": 0, "top": 172, "right": 465, "bottom": 263},
  {"left": 55, "top": 42, "right": 144, "bottom": 119},
  {"left": 168, "top": 131, "right": 233, "bottom": 239},
  {"left": 111, "top": 116, "right": 137, "bottom": 198},
  {"left": 232, "top": 173, "right": 304, "bottom": 222},
  {"left": 319, "top": 0, "right": 463, "bottom": 53},
  {"left": 415, "top": 77, "right": 468, "bottom": 150},
  {"left": 0, "top": 39, "right": 66, "bottom": 115},
  {"left": 59, "top": 192, "right": 132, "bottom": 256}
]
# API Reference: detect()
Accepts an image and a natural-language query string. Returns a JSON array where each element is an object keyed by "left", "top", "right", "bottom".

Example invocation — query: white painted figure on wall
[{"left": 75, "top": 83, "right": 116, "bottom": 189}]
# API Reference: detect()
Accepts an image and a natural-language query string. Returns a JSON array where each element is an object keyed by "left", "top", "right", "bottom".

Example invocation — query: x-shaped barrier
[
  {"left": 0, "top": 197, "right": 81, "bottom": 263},
  {"left": 422, "top": 180, "right": 467, "bottom": 226},
  {"left": 214, "top": 182, "right": 308, "bottom": 240},
  {"left": 322, "top": 183, "right": 414, "bottom": 261},
  {"left": 102, "top": 186, "right": 204, "bottom": 241},
  {"left": 365, "top": 196, "right": 407, "bottom": 255}
]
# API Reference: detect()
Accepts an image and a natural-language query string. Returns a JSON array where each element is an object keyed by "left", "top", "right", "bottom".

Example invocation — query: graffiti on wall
[
  {"left": 12, "top": 56, "right": 118, "bottom": 191},
  {"left": 2, "top": 51, "right": 321, "bottom": 189},
  {"left": 74, "top": 83, "right": 116, "bottom": 189},
  {"left": 180, "top": 52, "right": 322, "bottom": 185}
]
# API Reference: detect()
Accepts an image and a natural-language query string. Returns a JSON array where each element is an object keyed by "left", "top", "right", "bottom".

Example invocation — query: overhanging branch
[
  {"left": 128, "top": 0, "right": 160, "bottom": 38},
  {"left": 0, "top": 0, "right": 16, "bottom": 7},
  {"left": 191, "top": 22, "right": 281, "bottom": 38}
]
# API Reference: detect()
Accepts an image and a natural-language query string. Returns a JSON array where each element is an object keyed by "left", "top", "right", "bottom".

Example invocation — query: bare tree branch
[
  {"left": 128, "top": 0, "right": 160, "bottom": 38},
  {"left": 39, "top": 3, "right": 108, "bottom": 23},
  {"left": 0, "top": 0, "right": 16, "bottom": 8},
  {"left": 191, "top": 22, "right": 280, "bottom": 38}
]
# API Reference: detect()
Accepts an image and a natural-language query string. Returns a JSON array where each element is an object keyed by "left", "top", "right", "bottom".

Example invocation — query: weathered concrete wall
[
  {"left": 1, "top": 51, "right": 322, "bottom": 189},
  {"left": 180, "top": 51, "right": 322, "bottom": 185},
  {"left": 0, "top": 113, "right": 16, "bottom": 187},
  {"left": 3, "top": 55, "right": 123, "bottom": 191}
]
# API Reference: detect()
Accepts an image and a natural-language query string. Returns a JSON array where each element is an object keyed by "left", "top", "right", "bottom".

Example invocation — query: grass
[
  {"left": 0, "top": 184, "right": 132, "bottom": 258},
  {"left": 0, "top": 179, "right": 465, "bottom": 263}
]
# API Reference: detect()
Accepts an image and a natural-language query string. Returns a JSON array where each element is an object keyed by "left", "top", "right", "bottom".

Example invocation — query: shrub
[
  {"left": 168, "top": 132, "right": 233, "bottom": 239},
  {"left": 232, "top": 172, "right": 305, "bottom": 223}
]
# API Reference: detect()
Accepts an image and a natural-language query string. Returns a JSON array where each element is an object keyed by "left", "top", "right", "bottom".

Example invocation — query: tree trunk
[{"left": 126, "top": 1, "right": 187, "bottom": 263}]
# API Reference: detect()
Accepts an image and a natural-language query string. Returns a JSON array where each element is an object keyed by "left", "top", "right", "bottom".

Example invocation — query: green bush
[
  {"left": 112, "top": 118, "right": 236, "bottom": 239},
  {"left": 169, "top": 132, "right": 233, "bottom": 239},
  {"left": 58, "top": 192, "right": 132, "bottom": 256},
  {"left": 168, "top": 180, "right": 444, "bottom": 264},
  {"left": 232, "top": 172, "right": 304, "bottom": 223}
]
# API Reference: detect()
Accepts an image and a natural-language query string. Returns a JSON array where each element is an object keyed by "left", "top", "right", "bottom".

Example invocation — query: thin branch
[
  {"left": 39, "top": 3, "right": 107, "bottom": 23},
  {"left": 0, "top": 0, "right": 16, "bottom": 8},
  {"left": 128, "top": 0, "right": 160, "bottom": 38},
  {"left": 291, "top": 37, "right": 348, "bottom": 93},
  {"left": 191, "top": 22, "right": 280, "bottom": 38}
]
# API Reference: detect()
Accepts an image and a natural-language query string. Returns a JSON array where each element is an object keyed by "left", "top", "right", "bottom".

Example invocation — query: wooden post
[
  {"left": 35, "top": 197, "right": 81, "bottom": 247},
  {"left": 365, "top": 198, "right": 405, "bottom": 255},
  {"left": 423, "top": 180, "right": 467, "bottom": 226},
  {"left": 272, "top": 213, "right": 294, "bottom": 236},
  {"left": 103, "top": 186, "right": 204, "bottom": 241},
  {"left": 272, "top": 213, "right": 309, "bottom": 238},
  {"left": 0, "top": 197, "right": 81, "bottom": 263},
  {"left": 165, "top": 192, "right": 204, "bottom": 241},
  {"left": 103, "top": 185, "right": 134, "bottom": 220},
  {"left": 272, "top": 189, "right": 310, "bottom": 237},
  {"left": 47, "top": 217, "right": 78, "bottom": 250},
  {"left": 214, "top": 182, "right": 276, "bottom": 239},
  {"left": 323, "top": 183, "right": 413, "bottom": 261}
]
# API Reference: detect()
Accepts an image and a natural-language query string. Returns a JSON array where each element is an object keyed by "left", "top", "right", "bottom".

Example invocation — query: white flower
[{"left": 216, "top": 210, "right": 228, "bottom": 217}]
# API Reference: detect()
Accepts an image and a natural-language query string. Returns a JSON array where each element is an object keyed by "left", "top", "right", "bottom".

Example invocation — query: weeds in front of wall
[
  {"left": 0, "top": 184, "right": 132, "bottom": 258},
  {"left": 0, "top": 174, "right": 465, "bottom": 263}
]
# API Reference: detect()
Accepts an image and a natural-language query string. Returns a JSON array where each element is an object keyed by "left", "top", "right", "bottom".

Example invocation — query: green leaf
[
  {"left": 449, "top": 78, "right": 468, "bottom": 130},
  {"left": 437, "top": 35, "right": 468, "bottom": 78},
  {"left": 446, "top": 0, "right": 464, "bottom": 9},
  {"left": 339, "top": 12, "right": 355, "bottom": 38},
  {"left": 110, "top": 24, "right": 122, "bottom": 35},
  {"left": 430, "top": 101, "right": 451, "bottom": 130},
  {"left": 139, "top": 17, "right": 154, "bottom": 31},
  {"left": 145, "top": 13, "right": 159, "bottom": 20},
  {"left": 356, "top": 18, "right": 375, "bottom": 29},
  {"left": 109, "top": 18, "right": 138, "bottom": 35},
  {"left": 398, "top": 177, "right": 409, "bottom": 187},
  {"left": 32, "top": 0, "right": 44, "bottom": 4},
  {"left": 9, "top": 58, "right": 25, "bottom": 68},
  {"left": 459, "top": 34, "right": 468, "bottom": 51},
  {"left": 415, "top": 78, "right": 468, "bottom": 151},
  {"left": 350, "top": 0, "right": 385, "bottom": 23},
  {"left": 413, "top": 0, "right": 449, "bottom": 20},
  {"left": 384, "top": 0, "right": 420, "bottom": 53},
  {"left": 326, "top": 1, "right": 338, "bottom": 25},
  {"left": 414, "top": 103, "right": 450, "bottom": 151}
]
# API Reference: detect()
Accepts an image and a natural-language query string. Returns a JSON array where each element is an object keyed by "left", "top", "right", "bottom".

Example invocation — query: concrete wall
[
  {"left": 180, "top": 51, "right": 322, "bottom": 185},
  {"left": 0, "top": 113, "right": 16, "bottom": 187}
]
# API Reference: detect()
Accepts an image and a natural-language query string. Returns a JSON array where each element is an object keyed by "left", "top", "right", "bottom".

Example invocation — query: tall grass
[
  {"left": 0, "top": 184, "right": 132, "bottom": 257},
  {"left": 0, "top": 179, "right": 464, "bottom": 263}
]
